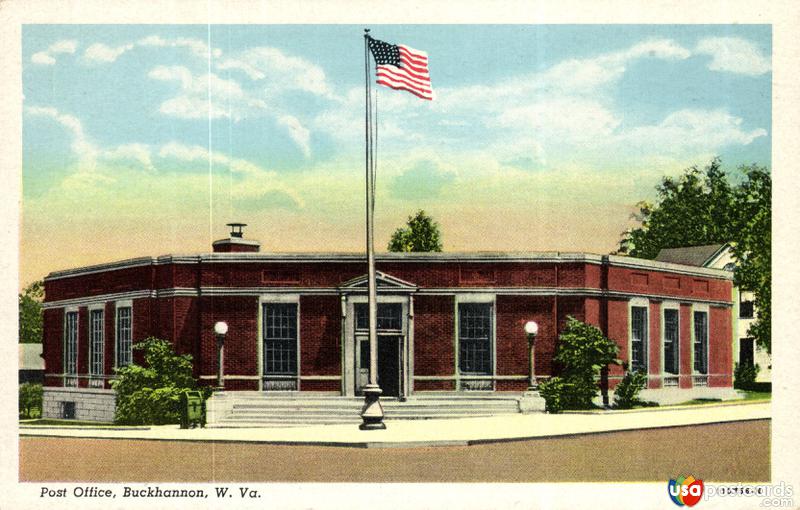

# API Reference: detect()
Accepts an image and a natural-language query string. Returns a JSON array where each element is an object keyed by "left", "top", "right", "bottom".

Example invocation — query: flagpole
[{"left": 360, "top": 28, "right": 386, "bottom": 430}]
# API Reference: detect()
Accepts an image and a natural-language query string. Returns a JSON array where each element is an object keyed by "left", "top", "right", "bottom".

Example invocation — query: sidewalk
[{"left": 19, "top": 401, "right": 770, "bottom": 448}]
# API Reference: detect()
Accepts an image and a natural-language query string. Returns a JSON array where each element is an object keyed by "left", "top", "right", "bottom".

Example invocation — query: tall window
[
  {"left": 693, "top": 311, "right": 709, "bottom": 374},
  {"left": 64, "top": 311, "right": 78, "bottom": 386},
  {"left": 116, "top": 306, "right": 132, "bottom": 367},
  {"left": 458, "top": 303, "right": 492, "bottom": 375},
  {"left": 663, "top": 308, "right": 679, "bottom": 375},
  {"left": 630, "top": 306, "right": 648, "bottom": 373},
  {"left": 89, "top": 309, "right": 104, "bottom": 378},
  {"left": 263, "top": 303, "right": 298, "bottom": 375}
]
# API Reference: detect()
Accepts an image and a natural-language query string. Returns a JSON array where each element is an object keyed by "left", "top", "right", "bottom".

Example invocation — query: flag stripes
[{"left": 369, "top": 38, "right": 433, "bottom": 100}]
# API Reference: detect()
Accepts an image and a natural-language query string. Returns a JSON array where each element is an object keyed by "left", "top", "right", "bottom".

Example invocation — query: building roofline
[{"left": 44, "top": 250, "right": 731, "bottom": 282}]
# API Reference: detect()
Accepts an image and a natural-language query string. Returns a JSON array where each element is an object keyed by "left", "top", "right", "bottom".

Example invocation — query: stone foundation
[{"left": 43, "top": 387, "right": 116, "bottom": 422}]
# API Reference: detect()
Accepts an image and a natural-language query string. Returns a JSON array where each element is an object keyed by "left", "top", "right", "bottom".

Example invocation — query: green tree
[
  {"left": 111, "top": 337, "right": 199, "bottom": 425},
  {"left": 730, "top": 165, "right": 771, "bottom": 353},
  {"left": 19, "top": 382, "right": 43, "bottom": 419},
  {"left": 19, "top": 280, "right": 44, "bottom": 344},
  {"left": 617, "top": 158, "right": 735, "bottom": 259},
  {"left": 387, "top": 210, "right": 443, "bottom": 252},
  {"left": 618, "top": 159, "right": 771, "bottom": 352},
  {"left": 539, "top": 317, "right": 620, "bottom": 412}
]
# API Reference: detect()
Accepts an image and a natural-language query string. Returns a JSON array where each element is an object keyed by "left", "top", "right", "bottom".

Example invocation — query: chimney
[{"left": 212, "top": 223, "right": 261, "bottom": 253}]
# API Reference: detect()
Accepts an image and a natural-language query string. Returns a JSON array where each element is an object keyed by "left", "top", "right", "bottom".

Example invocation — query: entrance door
[{"left": 357, "top": 336, "right": 401, "bottom": 397}]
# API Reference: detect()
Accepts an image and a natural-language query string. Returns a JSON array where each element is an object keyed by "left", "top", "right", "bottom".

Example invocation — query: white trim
[
  {"left": 454, "top": 294, "right": 496, "bottom": 391},
  {"left": 87, "top": 306, "right": 105, "bottom": 378},
  {"left": 43, "top": 290, "right": 154, "bottom": 309},
  {"left": 114, "top": 302, "right": 133, "bottom": 370},
  {"left": 259, "top": 294, "right": 301, "bottom": 390},
  {"left": 63, "top": 309, "right": 79, "bottom": 387},
  {"left": 691, "top": 304, "right": 710, "bottom": 376},
  {"left": 661, "top": 301, "right": 681, "bottom": 378},
  {"left": 42, "top": 286, "right": 734, "bottom": 309},
  {"left": 628, "top": 297, "right": 650, "bottom": 374}
]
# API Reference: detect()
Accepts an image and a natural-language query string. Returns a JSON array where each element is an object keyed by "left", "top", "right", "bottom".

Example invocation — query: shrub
[
  {"left": 613, "top": 370, "right": 648, "bottom": 409},
  {"left": 539, "top": 317, "right": 620, "bottom": 413},
  {"left": 538, "top": 377, "right": 567, "bottom": 413},
  {"left": 734, "top": 362, "right": 760, "bottom": 390},
  {"left": 19, "top": 382, "right": 43, "bottom": 419},
  {"left": 111, "top": 337, "right": 198, "bottom": 425}
]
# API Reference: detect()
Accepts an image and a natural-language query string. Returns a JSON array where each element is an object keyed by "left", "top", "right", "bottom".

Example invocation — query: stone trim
[{"left": 43, "top": 387, "right": 116, "bottom": 423}]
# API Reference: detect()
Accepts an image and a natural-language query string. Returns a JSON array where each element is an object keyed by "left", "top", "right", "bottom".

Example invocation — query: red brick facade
[{"left": 42, "top": 253, "right": 734, "bottom": 396}]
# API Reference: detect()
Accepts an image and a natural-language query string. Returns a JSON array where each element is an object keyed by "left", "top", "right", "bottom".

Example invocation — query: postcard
[{"left": 2, "top": 1, "right": 799, "bottom": 509}]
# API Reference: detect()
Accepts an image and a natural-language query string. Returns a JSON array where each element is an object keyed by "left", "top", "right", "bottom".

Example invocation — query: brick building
[{"left": 41, "top": 230, "right": 738, "bottom": 421}]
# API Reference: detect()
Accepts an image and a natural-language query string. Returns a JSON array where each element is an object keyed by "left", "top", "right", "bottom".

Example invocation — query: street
[{"left": 20, "top": 419, "right": 769, "bottom": 482}]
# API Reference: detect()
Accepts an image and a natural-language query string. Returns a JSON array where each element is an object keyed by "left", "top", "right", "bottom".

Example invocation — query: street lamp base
[
  {"left": 519, "top": 389, "right": 546, "bottom": 413},
  {"left": 359, "top": 384, "right": 386, "bottom": 430}
]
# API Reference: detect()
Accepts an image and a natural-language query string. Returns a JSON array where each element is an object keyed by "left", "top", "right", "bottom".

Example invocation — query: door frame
[{"left": 343, "top": 294, "right": 410, "bottom": 398}]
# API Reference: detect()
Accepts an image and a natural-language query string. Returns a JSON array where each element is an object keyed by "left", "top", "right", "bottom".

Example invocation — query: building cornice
[
  {"left": 42, "top": 285, "right": 733, "bottom": 309},
  {"left": 43, "top": 251, "right": 731, "bottom": 284}
]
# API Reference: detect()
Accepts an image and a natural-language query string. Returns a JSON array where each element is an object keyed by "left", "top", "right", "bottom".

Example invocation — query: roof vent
[
  {"left": 227, "top": 222, "right": 247, "bottom": 238},
  {"left": 213, "top": 222, "right": 260, "bottom": 253}
]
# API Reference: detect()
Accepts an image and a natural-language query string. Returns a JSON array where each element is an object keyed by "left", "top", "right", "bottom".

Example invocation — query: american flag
[{"left": 368, "top": 37, "right": 432, "bottom": 100}]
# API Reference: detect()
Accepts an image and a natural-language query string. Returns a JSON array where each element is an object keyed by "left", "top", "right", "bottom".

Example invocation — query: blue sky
[{"left": 21, "top": 24, "right": 771, "bottom": 285}]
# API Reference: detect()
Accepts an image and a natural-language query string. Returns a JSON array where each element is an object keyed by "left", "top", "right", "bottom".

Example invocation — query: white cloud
[
  {"left": 30, "top": 39, "right": 77, "bottom": 65},
  {"left": 25, "top": 105, "right": 157, "bottom": 175},
  {"left": 216, "top": 47, "right": 332, "bottom": 97},
  {"left": 157, "top": 141, "right": 304, "bottom": 206},
  {"left": 148, "top": 65, "right": 266, "bottom": 121},
  {"left": 83, "top": 42, "right": 135, "bottom": 63},
  {"left": 621, "top": 109, "right": 768, "bottom": 154},
  {"left": 277, "top": 115, "right": 311, "bottom": 158},
  {"left": 695, "top": 37, "right": 771, "bottom": 75},
  {"left": 103, "top": 143, "right": 155, "bottom": 172},
  {"left": 138, "top": 35, "right": 222, "bottom": 59},
  {"left": 158, "top": 142, "right": 263, "bottom": 175},
  {"left": 76, "top": 35, "right": 224, "bottom": 66},
  {"left": 25, "top": 106, "right": 96, "bottom": 170}
]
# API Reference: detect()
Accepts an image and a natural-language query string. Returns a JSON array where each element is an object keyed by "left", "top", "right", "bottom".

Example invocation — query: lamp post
[
  {"left": 214, "top": 321, "right": 228, "bottom": 390},
  {"left": 524, "top": 320, "right": 539, "bottom": 390}
]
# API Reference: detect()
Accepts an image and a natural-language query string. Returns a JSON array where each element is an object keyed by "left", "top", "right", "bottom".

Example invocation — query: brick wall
[
  {"left": 199, "top": 296, "right": 259, "bottom": 379},
  {"left": 680, "top": 304, "right": 693, "bottom": 388},
  {"left": 709, "top": 305, "right": 733, "bottom": 387},
  {"left": 299, "top": 295, "right": 341, "bottom": 377},
  {"left": 496, "top": 295, "right": 555, "bottom": 378},
  {"left": 648, "top": 301, "right": 662, "bottom": 389},
  {"left": 413, "top": 295, "right": 455, "bottom": 377}
]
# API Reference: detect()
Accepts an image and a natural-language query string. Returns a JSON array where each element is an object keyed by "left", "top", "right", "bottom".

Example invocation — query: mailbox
[{"left": 180, "top": 391, "right": 205, "bottom": 429}]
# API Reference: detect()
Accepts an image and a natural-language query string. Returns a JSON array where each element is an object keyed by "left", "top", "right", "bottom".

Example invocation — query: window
[
  {"left": 458, "top": 303, "right": 492, "bottom": 375},
  {"left": 739, "top": 300, "right": 754, "bottom": 319},
  {"left": 89, "top": 309, "right": 104, "bottom": 379},
  {"left": 693, "top": 311, "right": 709, "bottom": 374},
  {"left": 354, "top": 303, "right": 402, "bottom": 331},
  {"left": 630, "top": 306, "right": 648, "bottom": 373},
  {"left": 739, "top": 337, "right": 755, "bottom": 367},
  {"left": 64, "top": 311, "right": 78, "bottom": 387},
  {"left": 116, "top": 306, "right": 132, "bottom": 367},
  {"left": 263, "top": 303, "right": 298, "bottom": 375},
  {"left": 663, "top": 308, "right": 679, "bottom": 375}
]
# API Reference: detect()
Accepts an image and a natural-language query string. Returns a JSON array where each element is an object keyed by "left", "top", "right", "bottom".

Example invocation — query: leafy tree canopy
[
  {"left": 19, "top": 280, "right": 44, "bottom": 344},
  {"left": 387, "top": 210, "right": 443, "bottom": 252},
  {"left": 618, "top": 159, "right": 771, "bottom": 352}
]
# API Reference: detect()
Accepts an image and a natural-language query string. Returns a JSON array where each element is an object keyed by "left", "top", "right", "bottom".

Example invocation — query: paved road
[{"left": 20, "top": 419, "right": 769, "bottom": 483}]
